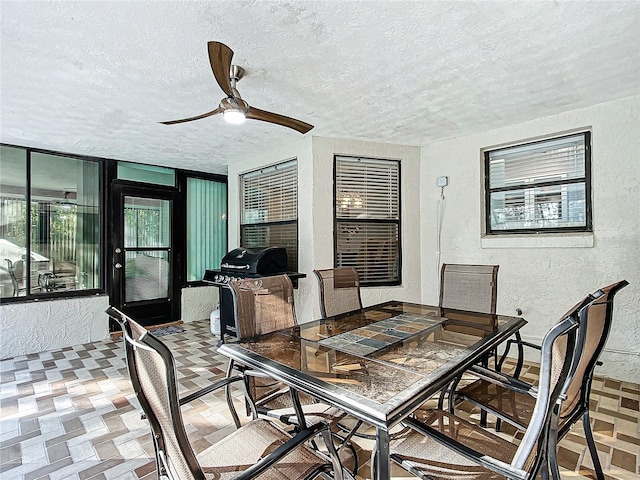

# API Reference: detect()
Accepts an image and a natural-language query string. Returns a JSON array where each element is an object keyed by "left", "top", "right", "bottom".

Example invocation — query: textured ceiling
[{"left": 1, "top": 1, "right": 639, "bottom": 175}]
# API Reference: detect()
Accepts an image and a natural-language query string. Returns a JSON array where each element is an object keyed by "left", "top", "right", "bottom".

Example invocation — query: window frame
[
  {"left": 333, "top": 155, "right": 402, "bottom": 287},
  {"left": 239, "top": 159, "right": 298, "bottom": 272},
  {"left": 178, "top": 169, "right": 228, "bottom": 285},
  {"left": 0, "top": 144, "right": 106, "bottom": 303},
  {"left": 483, "top": 131, "right": 592, "bottom": 235}
]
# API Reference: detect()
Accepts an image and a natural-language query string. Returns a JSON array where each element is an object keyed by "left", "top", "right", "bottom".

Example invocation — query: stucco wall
[
  {"left": 181, "top": 285, "right": 219, "bottom": 323},
  {"left": 228, "top": 136, "right": 422, "bottom": 323},
  {"left": 419, "top": 95, "right": 640, "bottom": 379},
  {"left": 0, "top": 295, "right": 110, "bottom": 359}
]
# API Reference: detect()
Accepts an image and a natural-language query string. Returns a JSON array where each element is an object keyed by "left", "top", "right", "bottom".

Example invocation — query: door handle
[{"left": 115, "top": 263, "right": 122, "bottom": 269}]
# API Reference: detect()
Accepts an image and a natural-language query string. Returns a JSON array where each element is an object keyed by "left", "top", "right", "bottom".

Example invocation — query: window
[
  {"left": 118, "top": 161, "right": 175, "bottom": 186},
  {"left": 484, "top": 132, "right": 591, "bottom": 234},
  {"left": 334, "top": 156, "right": 401, "bottom": 286},
  {"left": 240, "top": 160, "right": 297, "bottom": 271},
  {"left": 186, "top": 177, "right": 227, "bottom": 281},
  {"left": 0, "top": 146, "right": 102, "bottom": 299}
]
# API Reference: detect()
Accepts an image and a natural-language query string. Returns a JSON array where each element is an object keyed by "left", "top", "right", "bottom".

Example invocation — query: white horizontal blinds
[
  {"left": 488, "top": 134, "right": 586, "bottom": 189},
  {"left": 241, "top": 160, "right": 297, "bottom": 224},
  {"left": 336, "top": 222, "right": 398, "bottom": 282},
  {"left": 335, "top": 156, "right": 400, "bottom": 285},
  {"left": 335, "top": 157, "right": 399, "bottom": 220},
  {"left": 240, "top": 159, "right": 298, "bottom": 271},
  {"left": 487, "top": 132, "right": 589, "bottom": 232},
  {"left": 241, "top": 224, "right": 298, "bottom": 271}
]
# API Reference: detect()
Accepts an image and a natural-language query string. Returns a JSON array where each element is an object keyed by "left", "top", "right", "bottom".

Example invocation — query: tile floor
[{"left": 1, "top": 319, "right": 638, "bottom": 480}]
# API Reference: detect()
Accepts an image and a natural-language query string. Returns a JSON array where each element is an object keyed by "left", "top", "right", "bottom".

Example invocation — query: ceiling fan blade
[
  {"left": 246, "top": 106, "right": 314, "bottom": 134},
  {"left": 208, "top": 41, "right": 234, "bottom": 97},
  {"left": 159, "top": 107, "right": 222, "bottom": 125}
]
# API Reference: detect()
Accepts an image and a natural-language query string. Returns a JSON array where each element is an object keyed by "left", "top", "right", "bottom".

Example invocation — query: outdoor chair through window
[
  {"left": 314, "top": 267, "right": 362, "bottom": 319},
  {"left": 448, "top": 280, "right": 628, "bottom": 479},
  {"left": 388, "top": 292, "right": 597, "bottom": 480},
  {"left": 4, "top": 258, "right": 25, "bottom": 296},
  {"left": 107, "top": 306, "right": 344, "bottom": 480}
]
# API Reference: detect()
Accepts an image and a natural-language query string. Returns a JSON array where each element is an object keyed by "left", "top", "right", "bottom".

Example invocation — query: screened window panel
[
  {"left": 186, "top": 178, "right": 227, "bottom": 281},
  {"left": 335, "top": 156, "right": 401, "bottom": 285},
  {"left": 240, "top": 160, "right": 298, "bottom": 270},
  {"left": 485, "top": 132, "right": 590, "bottom": 233}
]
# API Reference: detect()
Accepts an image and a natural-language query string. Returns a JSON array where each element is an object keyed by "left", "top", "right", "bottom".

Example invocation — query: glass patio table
[{"left": 217, "top": 300, "right": 526, "bottom": 480}]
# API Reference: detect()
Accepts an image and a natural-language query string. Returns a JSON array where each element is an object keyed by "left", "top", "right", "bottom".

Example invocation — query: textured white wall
[
  {"left": 228, "top": 136, "right": 422, "bottom": 323},
  {"left": 181, "top": 285, "right": 219, "bottom": 322},
  {"left": 419, "top": 95, "right": 640, "bottom": 379},
  {"left": 0, "top": 295, "right": 110, "bottom": 359}
]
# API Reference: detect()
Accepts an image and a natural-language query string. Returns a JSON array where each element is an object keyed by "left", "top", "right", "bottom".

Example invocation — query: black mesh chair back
[
  {"left": 314, "top": 267, "right": 362, "bottom": 318},
  {"left": 439, "top": 263, "right": 499, "bottom": 314}
]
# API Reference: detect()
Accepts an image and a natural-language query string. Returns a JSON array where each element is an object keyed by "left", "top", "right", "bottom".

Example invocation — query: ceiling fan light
[{"left": 223, "top": 109, "right": 246, "bottom": 125}]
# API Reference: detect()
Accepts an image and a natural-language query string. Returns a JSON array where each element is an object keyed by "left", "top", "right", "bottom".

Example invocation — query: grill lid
[{"left": 220, "top": 247, "right": 287, "bottom": 274}]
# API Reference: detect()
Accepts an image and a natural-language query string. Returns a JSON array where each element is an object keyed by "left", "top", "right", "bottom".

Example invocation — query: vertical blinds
[
  {"left": 240, "top": 159, "right": 298, "bottom": 271},
  {"left": 335, "top": 156, "right": 400, "bottom": 285},
  {"left": 187, "top": 178, "right": 227, "bottom": 281}
]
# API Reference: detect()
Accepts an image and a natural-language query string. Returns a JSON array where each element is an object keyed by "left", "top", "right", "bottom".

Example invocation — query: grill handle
[{"left": 221, "top": 263, "right": 251, "bottom": 270}]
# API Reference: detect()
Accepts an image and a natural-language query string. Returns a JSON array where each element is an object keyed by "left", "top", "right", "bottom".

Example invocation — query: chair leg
[
  {"left": 224, "top": 361, "right": 242, "bottom": 428},
  {"left": 548, "top": 434, "right": 561, "bottom": 480},
  {"left": 583, "top": 410, "right": 605, "bottom": 480},
  {"left": 540, "top": 460, "right": 550, "bottom": 480}
]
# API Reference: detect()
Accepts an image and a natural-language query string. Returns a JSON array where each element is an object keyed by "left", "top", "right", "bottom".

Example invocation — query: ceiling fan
[{"left": 160, "top": 41, "right": 314, "bottom": 134}]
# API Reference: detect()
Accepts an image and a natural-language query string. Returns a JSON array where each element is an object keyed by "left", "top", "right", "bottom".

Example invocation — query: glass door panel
[{"left": 111, "top": 185, "right": 176, "bottom": 327}]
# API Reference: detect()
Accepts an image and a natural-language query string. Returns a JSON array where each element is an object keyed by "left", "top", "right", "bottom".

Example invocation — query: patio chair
[
  {"left": 439, "top": 263, "right": 499, "bottom": 314},
  {"left": 389, "top": 292, "right": 590, "bottom": 480},
  {"left": 448, "top": 280, "right": 628, "bottom": 479},
  {"left": 314, "top": 267, "right": 362, "bottom": 318},
  {"left": 227, "top": 275, "right": 358, "bottom": 474},
  {"left": 436, "top": 263, "right": 499, "bottom": 418},
  {"left": 107, "top": 306, "right": 344, "bottom": 480}
]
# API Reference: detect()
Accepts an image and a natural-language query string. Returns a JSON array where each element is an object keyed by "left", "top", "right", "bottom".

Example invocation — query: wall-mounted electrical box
[{"left": 436, "top": 176, "right": 449, "bottom": 187}]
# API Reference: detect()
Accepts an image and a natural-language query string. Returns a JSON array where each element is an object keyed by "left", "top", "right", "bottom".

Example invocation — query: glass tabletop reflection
[{"left": 226, "top": 301, "right": 523, "bottom": 406}]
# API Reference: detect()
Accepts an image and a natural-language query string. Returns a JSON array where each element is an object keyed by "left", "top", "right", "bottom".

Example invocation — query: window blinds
[
  {"left": 335, "top": 156, "right": 400, "bottom": 285},
  {"left": 240, "top": 160, "right": 298, "bottom": 271},
  {"left": 485, "top": 132, "right": 590, "bottom": 233},
  {"left": 241, "top": 160, "right": 297, "bottom": 224}
]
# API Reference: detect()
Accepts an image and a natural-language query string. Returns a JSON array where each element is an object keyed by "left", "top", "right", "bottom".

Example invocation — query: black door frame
[{"left": 108, "top": 181, "right": 183, "bottom": 328}]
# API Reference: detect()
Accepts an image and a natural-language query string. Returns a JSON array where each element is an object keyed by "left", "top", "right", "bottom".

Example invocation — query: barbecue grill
[{"left": 203, "top": 247, "right": 305, "bottom": 339}]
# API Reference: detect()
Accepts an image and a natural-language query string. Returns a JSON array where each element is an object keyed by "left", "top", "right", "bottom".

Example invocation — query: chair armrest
[
  {"left": 398, "top": 416, "right": 527, "bottom": 480},
  {"left": 497, "top": 333, "right": 542, "bottom": 378},
  {"left": 232, "top": 421, "right": 342, "bottom": 480},
  {"left": 234, "top": 363, "right": 281, "bottom": 382},
  {"left": 467, "top": 365, "right": 538, "bottom": 398},
  {"left": 179, "top": 374, "right": 244, "bottom": 406}
]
